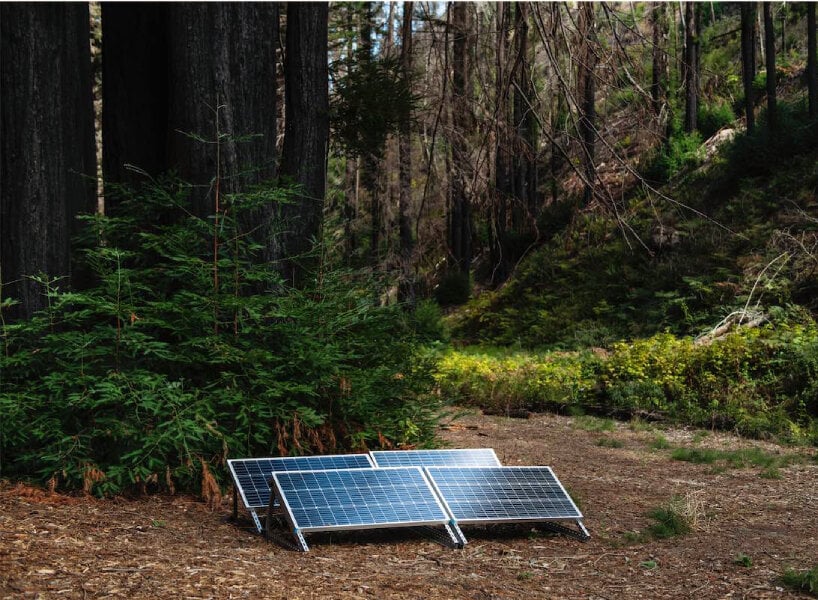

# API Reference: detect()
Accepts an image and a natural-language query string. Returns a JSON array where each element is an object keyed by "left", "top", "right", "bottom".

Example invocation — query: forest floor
[{"left": 1, "top": 410, "right": 816, "bottom": 599}]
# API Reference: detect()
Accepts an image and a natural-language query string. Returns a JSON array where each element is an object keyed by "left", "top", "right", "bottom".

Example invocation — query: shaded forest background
[{"left": 1, "top": 2, "right": 817, "bottom": 496}]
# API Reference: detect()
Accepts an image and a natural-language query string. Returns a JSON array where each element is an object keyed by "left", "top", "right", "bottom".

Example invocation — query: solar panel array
[
  {"left": 229, "top": 448, "right": 588, "bottom": 550},
  {"left": 370, "top": 448, "right": 501, "bottom": 468},
  {"left": 425, "top": 466, "right": 582, "bottom": 523}
]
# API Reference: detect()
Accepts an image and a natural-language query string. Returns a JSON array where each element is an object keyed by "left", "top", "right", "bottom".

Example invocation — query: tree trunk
[
  {"left": 341, "top": 7, "right": 358, "bottom": 263},
  {"left": 651, "top": 2, "right": 668, "bottom": 130},
  {"left": 166, "top": 4, "right": 278, "bottom": 222},
  {"left": 741, "top": 3, "right": 757, "bottom": 133},
  {"left": 278, "top": 2, "right": 329, "bottom": 285},
  {"left": 448, "top": 2, "right": 474, "bottom": 277},
  {"left": 358, "top": 2, "right": 381, "bottom": 264},
  {"left": 397, "top": 1, "right": 415, "bottom": 304},
  {"left": 763, "top": 3, "right": 776, "bottom": 132},
  {"left": 577, "top": 3, "right": 597, "bottom": 205},
  {"left": 512, "top": 2, "right": 537, "bottom": 230},
  {"left": 491, "top": 2, "right": 513, "bottom": 285},
  {"left": 683, "top": 2, "right": 700, "bottom": 133},
  {"left": 101, "top": 3, "right": 169, "bottom": 194},
  {"left": 1, "top": 3, "right": 97, "bottom": 319},
  {"left": 808, "top": 2, "right": 817, "bottom": 118}
]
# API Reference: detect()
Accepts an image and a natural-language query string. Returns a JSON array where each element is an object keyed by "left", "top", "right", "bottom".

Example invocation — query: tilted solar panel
[
  {"left": 228, "top": 454, "right": 375, "bottom": 532},
  {"left": 425, "top": 466, "right": 588, "bottom": 540},
  {"left": 269, "top": 467, "right": 462, "bottom": 551},
  {"left": 370, "top": 448, "right": 502, "bottom": 468},
  {"left": 229, "top": 454, "right": 375, "bottom": 510}
]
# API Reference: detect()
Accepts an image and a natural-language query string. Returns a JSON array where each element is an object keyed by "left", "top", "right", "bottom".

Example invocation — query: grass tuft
[
  {"left": 575, "top": 416, "right": 616, "bottom": 432},
  {"left": 779, "top": 566, "right": 818, "bottom": 596},
  {"left": 672, "top": 446, "right": 803, "bottom": 474},
  {"left": 671, "top": 447, "right": 720, "bottom": 464},
  {"left": 647, "top": 504, "right": 692, "bottom": 539},
  {"left": 733, "top": 553, "right": 753, "bottom": 568}
]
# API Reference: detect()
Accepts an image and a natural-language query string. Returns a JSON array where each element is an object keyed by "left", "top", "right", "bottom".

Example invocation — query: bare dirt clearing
[{"left": 2, "top": 411, "right": 816, "bottom": 599}]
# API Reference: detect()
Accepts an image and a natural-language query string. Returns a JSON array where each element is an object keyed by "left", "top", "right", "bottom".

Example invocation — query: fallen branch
[{"left": 694, "top": 310, "right": 767, "bottom": 346}]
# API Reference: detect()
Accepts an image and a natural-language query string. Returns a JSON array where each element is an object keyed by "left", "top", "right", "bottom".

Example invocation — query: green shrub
[
  {"left": 698, "top": 101, "right": 736, "bottom": 138},
  {"left": 410, "top": 299, "right": 449, "bottom": 343},
  {"left": 435, "top": 323, "right": 818, "bottom": 443},
  {"left": 0, "top": 180, "right": 440, "bottom": 495},
  {"left": 643, "top": 131, "right": 704, "bottom": 182},
  {"left": 434, "top": 348, "right": 597, "bottom": 413}
]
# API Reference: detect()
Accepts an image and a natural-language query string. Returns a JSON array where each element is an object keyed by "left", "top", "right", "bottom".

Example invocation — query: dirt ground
[{"left": 2, "top": 410, "right": 816, "bottom": 599}]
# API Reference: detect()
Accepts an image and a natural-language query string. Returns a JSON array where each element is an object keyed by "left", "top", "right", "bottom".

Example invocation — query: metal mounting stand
[{"left": 536, "top": 519, "right": 591, "bottom": 542}]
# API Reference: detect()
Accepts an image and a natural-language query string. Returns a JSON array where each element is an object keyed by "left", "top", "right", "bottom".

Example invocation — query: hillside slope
[{"left": 453, "top": 113, "right": 818, "bottom": 349}]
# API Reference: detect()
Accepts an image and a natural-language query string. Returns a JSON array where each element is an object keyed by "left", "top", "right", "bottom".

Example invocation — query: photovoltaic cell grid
[
  {"left": 271, "top": 467, "right": 458, "bottom": 550},
  {"left": 425, "top": 466, "right": 583, "bottom": 523},
  {"left": 370, "top": 448, "right": 501, "bottom": 468},
  {"left": 228, "top": 454, "right": 375, "bottom": 510}
]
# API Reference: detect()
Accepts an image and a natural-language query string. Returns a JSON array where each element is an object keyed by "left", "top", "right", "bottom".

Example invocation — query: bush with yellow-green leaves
[{"left": 436, "top": 324, "right": 818, "bottom": 444}]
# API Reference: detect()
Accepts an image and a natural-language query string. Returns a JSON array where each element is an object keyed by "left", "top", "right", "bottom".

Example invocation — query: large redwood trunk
[
  {"left": 278, "top": 2, "right": 329, "bottom": 285},
  {"left": 1, "top": 3, "right": 97, "bottom": 319}
]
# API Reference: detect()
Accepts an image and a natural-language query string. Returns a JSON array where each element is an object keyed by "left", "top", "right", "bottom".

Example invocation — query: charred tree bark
[
  {"left": 1, "top": 3, "right": 97, "bottom": 319},
  {"left": 341, "top": 6, "right": 358, "bottom": 263},
  {"left": 166, "top": 4, "right": 278, "bottom": 221},
  {"left": 101, "top": 3, "right": 169, "bottom": 194},
  {"left": 741, "top": 3, "right": 757, "bottom": 133},
  {"left": 448, "top": 2, "right": 474, "bottom": 277},
  {"left": 683, "top": 2, "right": 700, "bottom": 133},
  {"left": 763, "top": 3, "right": 776, "bottom": 132},
  {"left": 397, "top": 1, "right": 415, "bottom": 304},
  {"left": 278, "top": 2, "right": 329, "bottom": 285}
]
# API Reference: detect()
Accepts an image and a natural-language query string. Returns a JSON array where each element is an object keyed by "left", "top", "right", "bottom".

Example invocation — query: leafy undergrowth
[
  {"left": 0, "top": 181, "right": 441, "bottom": 496},
  {"left": 435, "top": 323, "right": 818, "bottom": 444}
]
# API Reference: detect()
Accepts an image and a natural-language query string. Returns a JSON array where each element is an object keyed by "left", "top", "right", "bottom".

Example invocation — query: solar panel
[
  {"left": 370, "top": 448, "right": 502, "bottom": 468},
  {"left": 269, "top": 467, "right": 462, "bottom": 551},
  {"left": 425, "top": 466, "right": 589, "bottom": 541},
  {"left": 228, "top": 454, "right": 375, "bottom": 532}
]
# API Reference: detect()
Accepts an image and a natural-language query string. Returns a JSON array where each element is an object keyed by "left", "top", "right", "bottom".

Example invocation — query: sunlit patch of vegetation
[{"left": 671, "top": 446, "right": 805, "bottom": 474}]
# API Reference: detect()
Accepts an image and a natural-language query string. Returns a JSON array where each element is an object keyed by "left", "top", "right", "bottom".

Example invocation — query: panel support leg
[
  {"left": 535, "top": 520, "right": 590, "bottom": 542},
  {"left": 292, "top": 528, "right": 310, "bottom": 552},
  {"left": 575, "top": 519, "right": 591, "bottom": 541},
  {"left": 250, "top": 510, "right": 263, "bottom": 534},
  {"left": 448, "top": 520, "right": 467, "bottom": 547}
]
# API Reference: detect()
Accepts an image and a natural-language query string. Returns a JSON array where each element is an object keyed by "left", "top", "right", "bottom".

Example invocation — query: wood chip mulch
[{"left": 2, "top": 411, "right": 816, "bottom": 599}]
